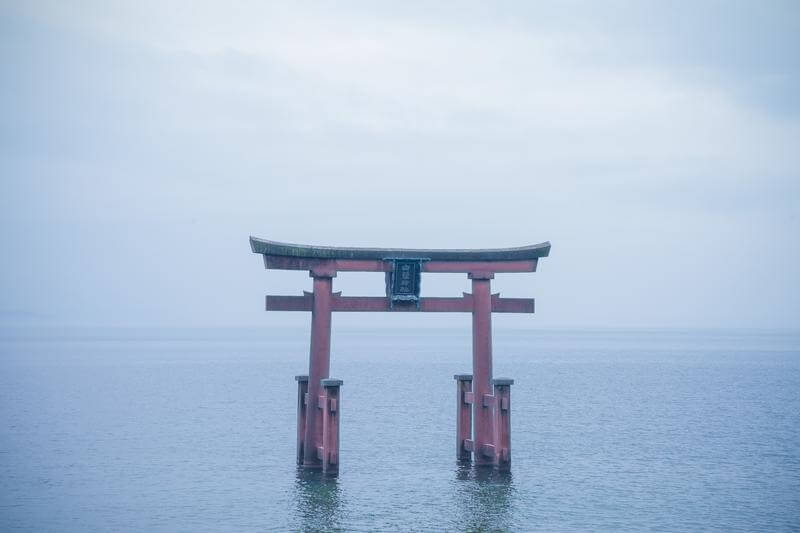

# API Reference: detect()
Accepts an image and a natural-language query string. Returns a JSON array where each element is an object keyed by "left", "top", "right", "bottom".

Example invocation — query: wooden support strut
[
  {"left": 493, "top": 378, "right": 514, "bottom": 470},
  {"left": 320, "top": 378, "right": 342, "bottom": 475},
  {"left": 454, "top": 374, "right": 473, "bottom": 462},
  {"left": 295, "top": 375, "right": 309, "bottom": 465}
]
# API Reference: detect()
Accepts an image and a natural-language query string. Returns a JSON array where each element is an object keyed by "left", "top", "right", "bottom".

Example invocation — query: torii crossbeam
[{"left": 250, "top": 237, "right": 551, "bottom": 474}]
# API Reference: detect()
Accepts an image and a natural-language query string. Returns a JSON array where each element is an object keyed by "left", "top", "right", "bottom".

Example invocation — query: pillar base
[
  {"left": 320, "top": 378, "right": 342, "bottom": 475},
  {"left": 453, "top": 373, "right": 514, "bottom": 470},
  {"left": 296, "top": 376, "right": 342, "bottom": 474}
]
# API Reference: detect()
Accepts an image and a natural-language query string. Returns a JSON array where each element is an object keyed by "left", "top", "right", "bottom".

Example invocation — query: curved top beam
[{"left": 250, "top": 237, "right": 550, "bottom": 261}]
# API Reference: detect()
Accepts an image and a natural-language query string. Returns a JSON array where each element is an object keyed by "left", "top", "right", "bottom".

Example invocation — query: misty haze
[{"left": 1, "top": 2, "right": 798, "bottom": 531}]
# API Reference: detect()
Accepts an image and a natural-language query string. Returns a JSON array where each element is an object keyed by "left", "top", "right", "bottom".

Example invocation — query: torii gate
[{"left": 250, "top": 237, "right": 551, "bottom": 474}]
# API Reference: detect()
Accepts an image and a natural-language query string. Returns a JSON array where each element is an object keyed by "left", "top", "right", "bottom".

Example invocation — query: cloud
[{"left": 1, "top": 1, "right": 798, "bottom": 328}]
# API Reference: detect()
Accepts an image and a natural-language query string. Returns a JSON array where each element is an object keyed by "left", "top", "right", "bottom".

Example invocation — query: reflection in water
[
  {"left": 293, "top": 468, "right": 344, "bottom": 532},
  {"left": 454, "top": 465, "right": 516, "bottom": 532}
]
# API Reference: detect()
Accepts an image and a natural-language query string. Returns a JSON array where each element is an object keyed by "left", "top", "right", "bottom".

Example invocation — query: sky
[{"left": 1, "top": 1, "right": 798, "bottom": 330}]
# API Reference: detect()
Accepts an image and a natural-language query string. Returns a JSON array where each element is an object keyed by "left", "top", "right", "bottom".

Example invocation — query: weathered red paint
[
  {"left": 265, "top": 256, "right": 390, "bottom": 272},
  {"left": 321, "top": 379, "right": 342, "bottom": 475},
  {"left": 493, "top": 378, "right": 513, "bottom": 470},
  {"left": 264, "top": 255, "right": 537, "bottom": 274},
  {"left": 470, "top": 273, "right": 497, "bottom": 466},
  {"left": 302, "top": 274, "right": 333, "bottom": 468},
  {"left": 454, "top": 374, "right": 473, "bottom": 461},
  {"left": 266, "top": 293, "right": 314, "bottom": 311},
  {"left": 423, "top": 260, "right": 538, "bottom": 273},
  {"left": 266, "top": 293, "right": 534, "bottom": 313},
  {"left": 490, "top": 294, "right": 535, "bottom": 313}
]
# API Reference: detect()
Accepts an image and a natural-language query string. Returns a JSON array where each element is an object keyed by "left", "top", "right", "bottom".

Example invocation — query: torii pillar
[
  {"left": 305, "top": 268, "right": 334, "bottom": 469},
  {"left": 470, "top": 271, "right": 496, "bottom": 466}
]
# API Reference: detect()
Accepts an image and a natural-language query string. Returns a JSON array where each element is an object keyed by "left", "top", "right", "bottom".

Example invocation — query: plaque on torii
[{"left": 250, "top": 237, "right": 551, "bottom": 474}]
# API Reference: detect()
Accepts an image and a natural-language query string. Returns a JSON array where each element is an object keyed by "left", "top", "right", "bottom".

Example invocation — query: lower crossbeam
[{"left": 266, "top": 294, "right": 534, "bottom": 313}]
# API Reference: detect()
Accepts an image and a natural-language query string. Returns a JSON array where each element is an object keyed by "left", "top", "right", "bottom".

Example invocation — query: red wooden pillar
[
  {"left": 493, "top": 378, "right": 513, "bottom": 470},
  {"left": 320, "top": 378, "right": 342, "bottom": 475},
  {"left": 295, "top": 375, "right": 309, "bottom": 464},
  {"left": 302, "top": 272, "right": 334, "bottom": 468},
  {"left": 470, "top": 272, "right": 497, "bottom": 466},
  {"left": 454, "top": 374, "right": 474, "bottom": 461}
]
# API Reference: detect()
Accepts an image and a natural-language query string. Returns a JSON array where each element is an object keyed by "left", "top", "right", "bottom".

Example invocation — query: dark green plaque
[{"left": 386, "top": 259, "right": 422, "bottom": 306}]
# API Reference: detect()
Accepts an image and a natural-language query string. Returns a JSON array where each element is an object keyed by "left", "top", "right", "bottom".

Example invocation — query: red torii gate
[{"left": 250, "top": 237, "right": 551, "bottom": 474}]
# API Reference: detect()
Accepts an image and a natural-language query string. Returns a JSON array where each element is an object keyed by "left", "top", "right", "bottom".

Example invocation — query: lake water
[{"left": 1, "top": 327, "right": 798, "bottom": 531}]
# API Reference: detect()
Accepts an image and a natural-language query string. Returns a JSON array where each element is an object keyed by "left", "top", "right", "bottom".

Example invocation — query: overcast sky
[{"left": 1, "top": 1, "right": 798, "bottom": 330}]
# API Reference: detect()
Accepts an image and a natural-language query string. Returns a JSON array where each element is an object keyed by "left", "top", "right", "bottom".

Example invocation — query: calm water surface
[{"left": 1, "top": 328, "right": 798, "bottom": 531}]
